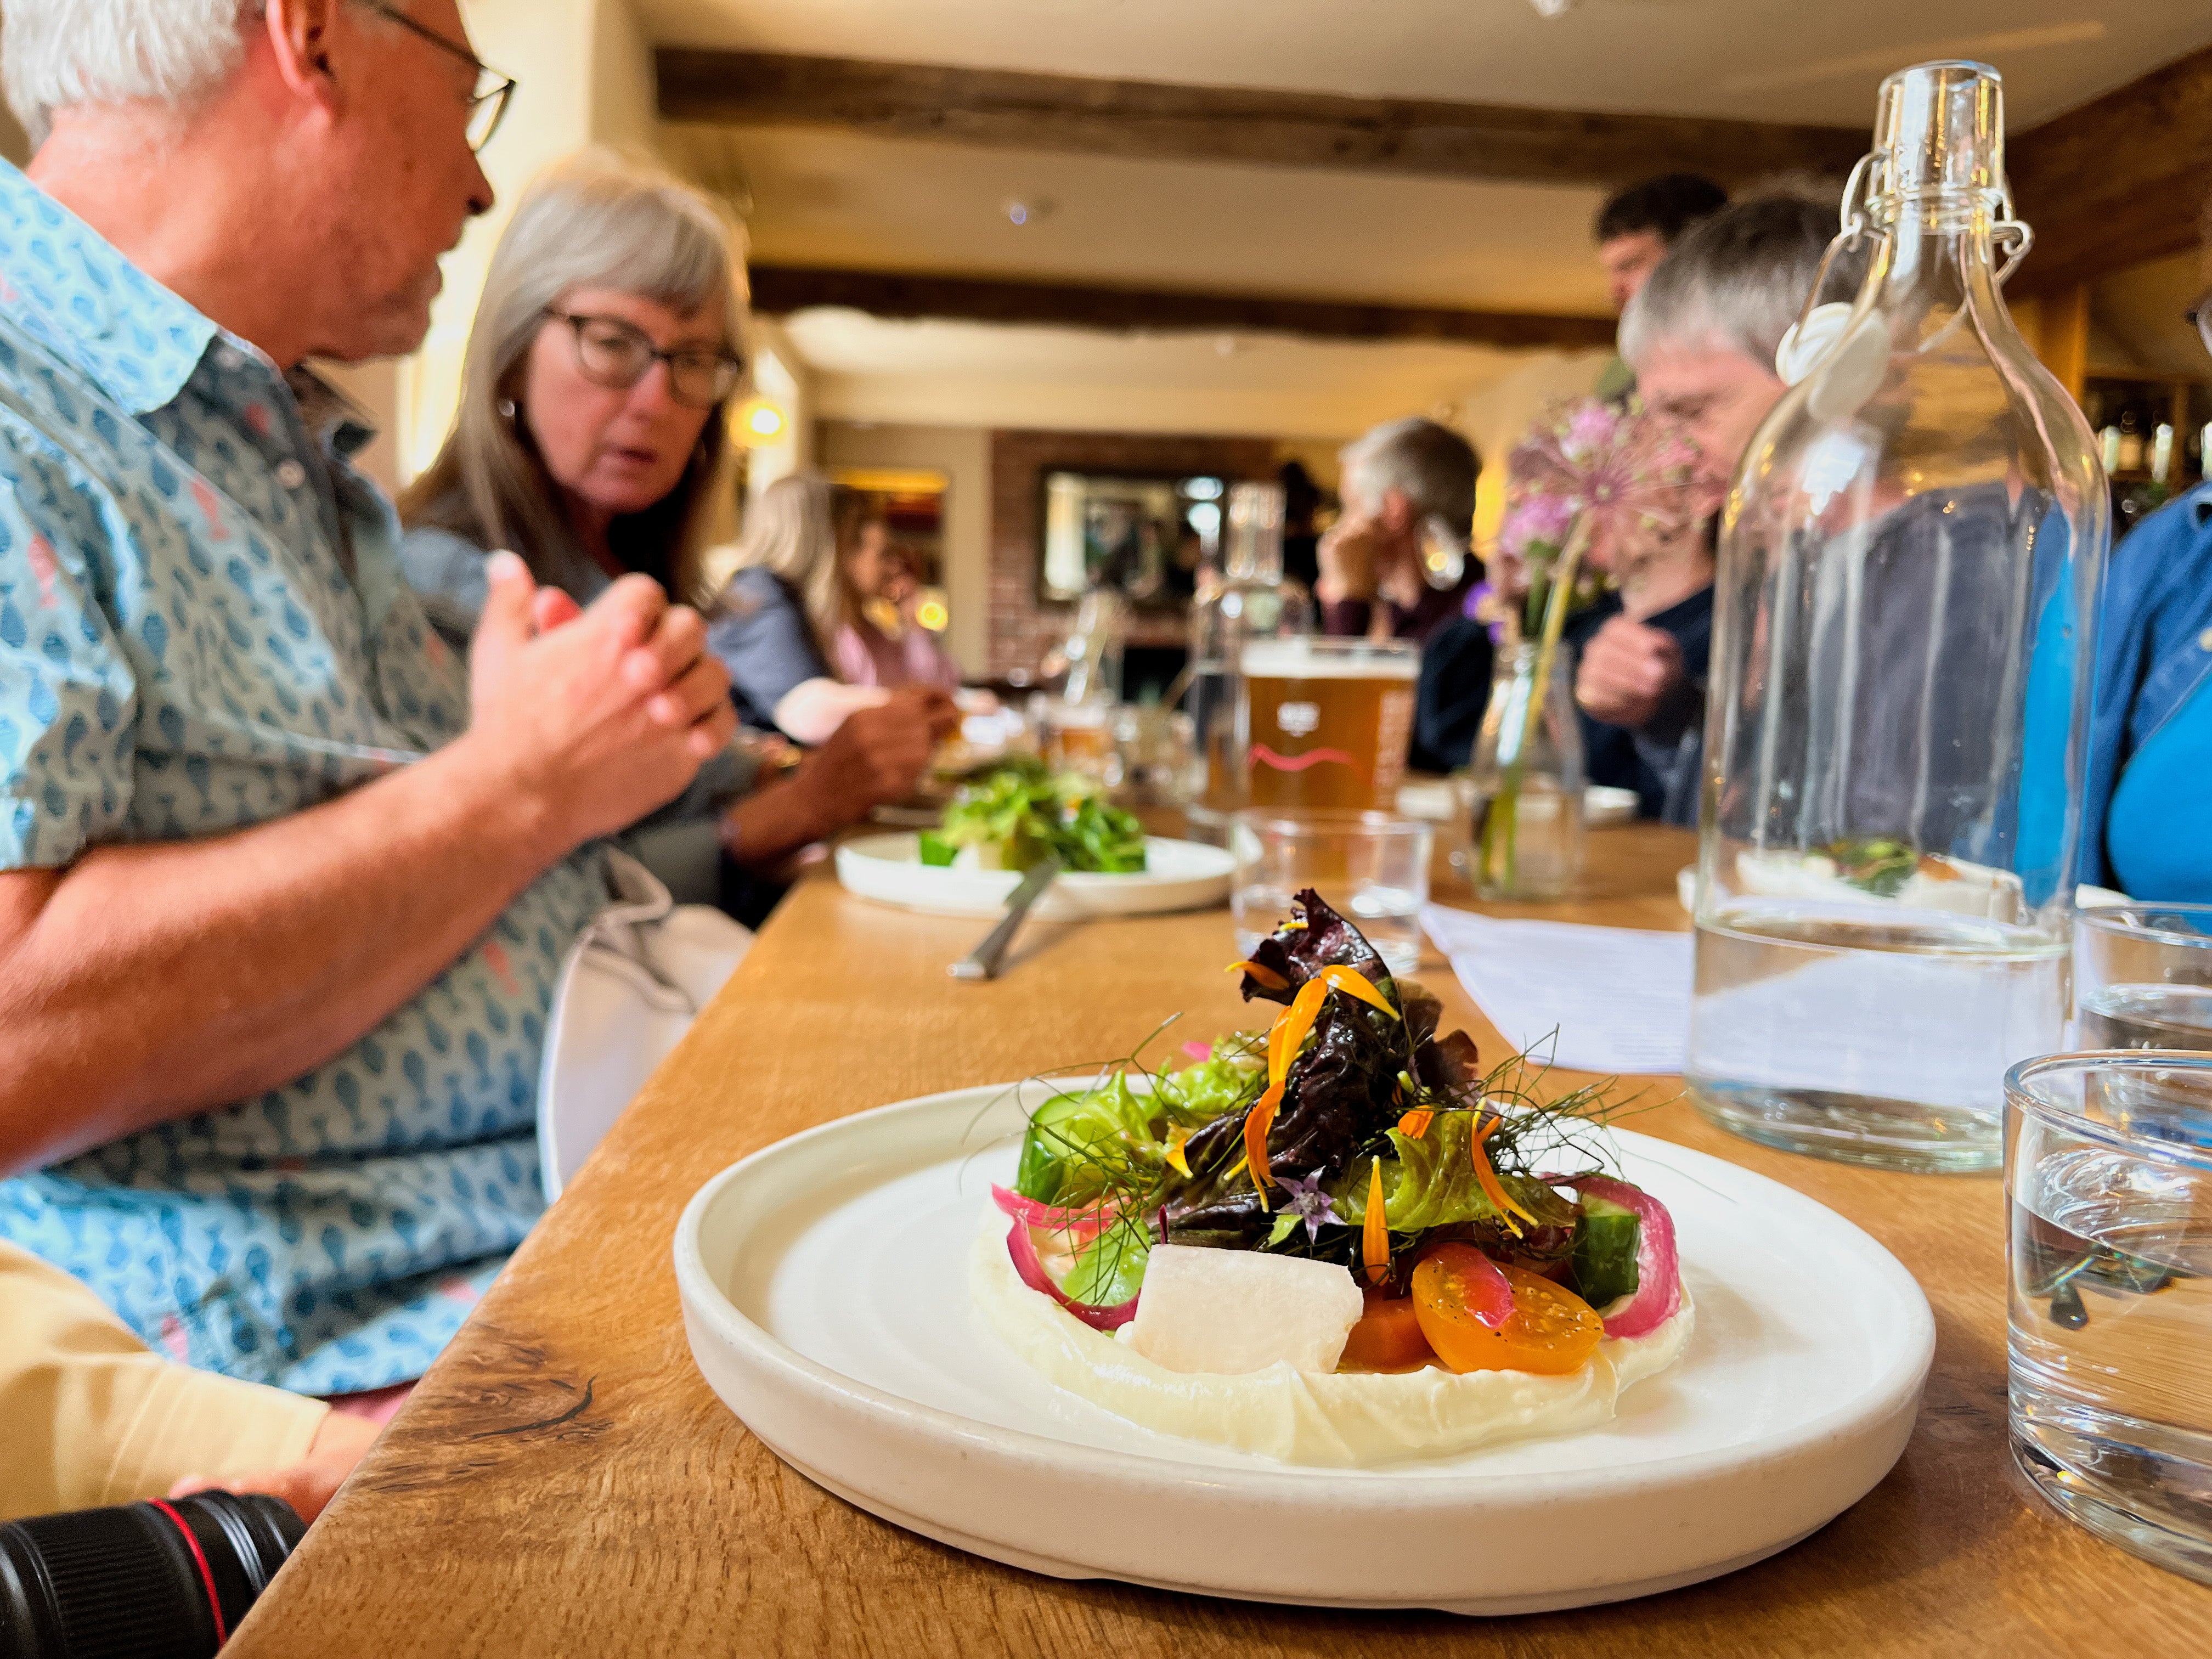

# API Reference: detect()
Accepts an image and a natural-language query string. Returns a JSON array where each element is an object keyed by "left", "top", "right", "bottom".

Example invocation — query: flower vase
[{"left": 1465, "top": 642, "right": 1586, "bottom": 901}]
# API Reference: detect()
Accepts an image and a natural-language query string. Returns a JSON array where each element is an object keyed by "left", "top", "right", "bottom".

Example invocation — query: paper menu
[{"left": 1419, "top": 907, "right": 1693, "bottom": 1075}]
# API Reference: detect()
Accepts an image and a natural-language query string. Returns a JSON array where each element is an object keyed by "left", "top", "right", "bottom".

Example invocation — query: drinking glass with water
[
  {"left": 2007, "top": 1053, "right": 2212, "bottom": 1584},
  {"left": 1230, "top": 810, "right": 1431, "bottom": 978},
  {"left": 2075, "top": 904, "right": 2212, "bottom": 1052}
]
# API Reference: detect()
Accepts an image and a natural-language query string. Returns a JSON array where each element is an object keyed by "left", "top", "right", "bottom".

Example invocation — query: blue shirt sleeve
[
  {"left": 0, "top": 459, "right": 139, "bottom": 868},
  {"left": 397, "top": 524, "right": 491, "bottom": 657},
  {"left": 704, "top": 567, "right": 832, "bottom": 731}
]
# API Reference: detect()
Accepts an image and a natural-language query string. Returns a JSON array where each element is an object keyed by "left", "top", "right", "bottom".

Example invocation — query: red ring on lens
[{"left": 146, "top": 1499, "right": 228, "bottom": 1644}]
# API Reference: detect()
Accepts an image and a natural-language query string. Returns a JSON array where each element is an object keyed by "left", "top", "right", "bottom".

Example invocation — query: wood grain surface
[{"left": 232, "top": 825, "right": 2212, "bottom": 1656}]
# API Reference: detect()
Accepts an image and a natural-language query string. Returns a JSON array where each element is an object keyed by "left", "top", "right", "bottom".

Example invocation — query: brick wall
[{"left": 986, "top": 428, "right": 1281, "bottom": 679}]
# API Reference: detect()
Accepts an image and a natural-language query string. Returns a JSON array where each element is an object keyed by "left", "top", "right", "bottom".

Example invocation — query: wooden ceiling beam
[
  {"left": 2009, "top": 44, "right": 2212, "bottom": 297},
  {"left": 746, "top": 264, "right": 1618, "bottom": 351},
  {"left": 658, "top": 49, "right": 1865, "bottom": 190}
]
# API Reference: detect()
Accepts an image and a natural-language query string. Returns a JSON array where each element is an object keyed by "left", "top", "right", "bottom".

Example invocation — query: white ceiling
[
  {"left": 636, "top": 0, "right": 2212, "bottom": 128},
  {"left": 786, "top": 309, "right": 1551, "bottom": 438},
  {"left": 694, "top": 125, "right": 1617, "bottom": 312}
]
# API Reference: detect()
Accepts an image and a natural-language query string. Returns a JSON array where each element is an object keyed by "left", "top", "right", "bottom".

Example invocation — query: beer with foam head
[{"left": 1239, "top": 637, "right": 1418, "bottom": 811}]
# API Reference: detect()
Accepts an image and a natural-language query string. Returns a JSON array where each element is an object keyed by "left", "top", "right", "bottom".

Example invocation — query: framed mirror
[{"left": 1037, "top": 470, "right": 1225, "bottom": 609}]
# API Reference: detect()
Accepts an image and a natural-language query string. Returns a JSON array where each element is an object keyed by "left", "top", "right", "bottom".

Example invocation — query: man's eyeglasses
[
  {"left": 363, "top": 1, "right": 516, "bottom": 152},
  {"left": 546, "top": 311, "right": 747, "bottom": 410}
]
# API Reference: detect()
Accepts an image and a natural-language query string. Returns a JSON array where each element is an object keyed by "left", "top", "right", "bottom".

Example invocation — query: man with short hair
[
  {"left": 1576, "top": 194, "right": 1839, "bottom": 821},
  {"left": 1314, "top": 416, "right": 1479, "bottom": 645},
  {"left": 1595, "top": 173, "right": 1732, "bottom": 314},
  {"left": 0, "top": 0, "right": 734, "bottom": 1400}
]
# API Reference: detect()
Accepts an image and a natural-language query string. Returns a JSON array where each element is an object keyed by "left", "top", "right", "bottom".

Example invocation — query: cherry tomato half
[
  {"left": 1412, "top": 1244, "right": 1604, "bottom": 1376},
  {"left": 1340, "top": 1288, "right": 1438, "bottom": 1372}
]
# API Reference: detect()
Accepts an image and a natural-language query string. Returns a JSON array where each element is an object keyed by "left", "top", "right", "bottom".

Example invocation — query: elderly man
[
  {"left": 1314, "top": 416, "right": 1479, "bottom": 646},
  {"left": 1575, "top": 194, "right": 1838, "bottom": 822},
  {"left": 0, "top": 0, "right": 735, "bottom": 1402}
]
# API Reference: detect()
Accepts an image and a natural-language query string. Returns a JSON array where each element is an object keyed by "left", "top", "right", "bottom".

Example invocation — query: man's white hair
[{"left": 3, "top": 0, "right": 266, "bottom": 148}]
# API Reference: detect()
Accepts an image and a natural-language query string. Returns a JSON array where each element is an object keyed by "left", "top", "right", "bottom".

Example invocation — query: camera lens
[{"left": 0, "top": 1492, "right": 303, "bottom": 1659}]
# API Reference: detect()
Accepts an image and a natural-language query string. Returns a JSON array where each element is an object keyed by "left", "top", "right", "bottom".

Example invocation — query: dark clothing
[
  {"left": 1566, "top": 586, "right": 1713, "bottom": 825},
  {"left": 1408, "top": 617, "right": 1495, "bottom": 775},
  {"left": 1283, "top": 530, "right": 1320, "bottom": 594},
  {"left": 708, "top": 567, "right": 834, "bottom": 732},
  {"left": 1319, "top": 574, "right": 1474, "bottom": 648}
]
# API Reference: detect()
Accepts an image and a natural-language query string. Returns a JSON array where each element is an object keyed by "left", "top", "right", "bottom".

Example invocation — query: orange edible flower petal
[
  {"left": 1472, "top": 1116, "right": 1540, "bottom": 1235},
  {"left": 1362, "top": 1159, "right": 1390, "bottom": 1286},
  {"left": 1244, "top": 1078, "right": 1286, "bottom": 1200},
  {"left": 1314, "top": 966, "right": 1400, "bottom": 1019},
  {"left": 1165, "top": 1125, "right": 1194, "bottom": 1177},
  {"left": 1247, "top": 969, "right": 1401, "bottom": 1201},
  {"left": 1225, "top": 960, "right": 1290, "bottom": 991},
  {"left": 1398, "top": 1109, "right": 1436, "bottom": 1138}
]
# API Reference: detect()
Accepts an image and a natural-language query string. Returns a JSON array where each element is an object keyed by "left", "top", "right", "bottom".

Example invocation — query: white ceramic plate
[
  {"left": 1397, "top": 780, "right": 1641, "bottom": 828},
  {"left": 835, "top": 833, "right": 1234, "bottom": 921},
  {"left": 675, "top": 1084, "right": 1934, "bottom": 1615}
]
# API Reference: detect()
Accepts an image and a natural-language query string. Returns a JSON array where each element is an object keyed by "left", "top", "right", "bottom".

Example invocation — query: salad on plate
[
  {"left": 921, "top": 756, "right": 1148, "bottom": 874},
  {"left": 972, "top": 889, "right": 1692, "bottom": 1465}
]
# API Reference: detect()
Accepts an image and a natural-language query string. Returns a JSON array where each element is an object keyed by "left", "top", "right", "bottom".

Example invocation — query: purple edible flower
[{"left": 1277, "top": 1170, "right": 1343, "bottom": 1243}]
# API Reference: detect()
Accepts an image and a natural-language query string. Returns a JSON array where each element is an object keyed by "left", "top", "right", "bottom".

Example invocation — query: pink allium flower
[{"left": 1498, "top": 397, "right": 1724, "bottom": 590}]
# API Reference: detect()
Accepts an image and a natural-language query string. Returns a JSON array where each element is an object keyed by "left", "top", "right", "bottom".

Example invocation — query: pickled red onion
[
  {"left": 1003, "top": 1217, "right": 1139, "bottom": 1330},
  {"left": 990, "top": 1184, "right": 1114, "bottom": 1246},
  {"left": 1560, "top": 1175, "right": 1682, "bottom": 1339}
]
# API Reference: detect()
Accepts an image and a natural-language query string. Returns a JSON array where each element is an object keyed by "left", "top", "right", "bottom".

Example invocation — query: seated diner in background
[
  {"left": 0, "top": 0, "right": 736, "bottom": 1404},
  {"left": 1587, "top": 191, "right": 1844, "bottom": 823},
  {"left": 2079, "top": 241, "right": 2212, "bottom": 904},
  {"left": 833, "top": 503, "right": 964, "bottom": 693},
  {"left": 1315, "top": 417, "right": 1489, "bottom": 775},
  {"left": 398, "top": 158, "right": 955, "bottom": 904},
  {"left": 720, "top": 471, "right": 962, "bottom": 731}
]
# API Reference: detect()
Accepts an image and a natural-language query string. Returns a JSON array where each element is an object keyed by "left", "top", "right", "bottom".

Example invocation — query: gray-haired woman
[{"left": 402, "top": 153, "right": 953, "bottom": 905}]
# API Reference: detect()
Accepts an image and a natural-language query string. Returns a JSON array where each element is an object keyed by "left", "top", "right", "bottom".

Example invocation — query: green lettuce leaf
[{"left": 1333, "top": 1114, "right": 1578, "bottom": 1233}]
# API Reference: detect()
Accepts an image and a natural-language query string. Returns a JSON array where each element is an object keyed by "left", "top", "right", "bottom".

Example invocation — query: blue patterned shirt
[{"left": 0, "top": 161, "right": 607, "bottom": 1393}]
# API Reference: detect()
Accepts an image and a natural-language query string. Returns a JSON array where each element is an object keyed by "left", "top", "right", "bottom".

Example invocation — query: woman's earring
[{"left": 498, "top": 399, "right": 518, "bottom": 420}]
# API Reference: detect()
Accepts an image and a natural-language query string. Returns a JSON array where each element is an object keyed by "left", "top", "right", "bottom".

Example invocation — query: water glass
[
  {"left": 2075, "top": 904, "right": 2212, "bottom": 1052},
  {"left": 2007, "top": 1053, "right": 2212, "bottom": 1584},
  {"left": 1230, "top": 810, "right": 1430, "bottom": 977},
  {"left": 1112, "top": 705, "right": 1201, "bottom": 808}
]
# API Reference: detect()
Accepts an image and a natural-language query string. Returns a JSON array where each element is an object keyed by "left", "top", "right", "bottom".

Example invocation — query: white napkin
[{"left": 1420, "top": 906, "right": 1692, "bottom": 1075}]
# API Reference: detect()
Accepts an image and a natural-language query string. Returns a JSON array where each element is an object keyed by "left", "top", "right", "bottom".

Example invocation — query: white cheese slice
[{"left": 1117, "top": 1243, "right": 1364, "bottom": 1375}]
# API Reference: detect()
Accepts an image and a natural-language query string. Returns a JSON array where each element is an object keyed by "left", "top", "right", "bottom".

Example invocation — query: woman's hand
[{"left": 721, "top": 688, "right": 960, "bottom": 869}]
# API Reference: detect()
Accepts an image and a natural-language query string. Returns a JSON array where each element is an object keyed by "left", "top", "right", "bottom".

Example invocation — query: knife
[{"left": 949, "top": 856, "right": 1061, "bottom": 981}]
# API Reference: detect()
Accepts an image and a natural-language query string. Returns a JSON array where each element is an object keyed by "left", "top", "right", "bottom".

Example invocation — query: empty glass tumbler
[{"left": 1686, "top": 61, "right": 2108, "bottom": 1172}]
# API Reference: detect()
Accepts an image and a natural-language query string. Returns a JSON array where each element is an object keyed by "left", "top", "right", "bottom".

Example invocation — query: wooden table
[{"left": 233, "top": 825, "right": 2212, "bottom": 1655}]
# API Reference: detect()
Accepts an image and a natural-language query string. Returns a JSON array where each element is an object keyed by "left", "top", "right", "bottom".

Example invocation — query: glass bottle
[
  {"left": 1460, "top": 643, "right": 1586, "bottom": 901},
  {"left": 1686, "top": 61, "right": 2108, "bottom": 1173},
  {"left": 1184, "top": 482, "right": 1314, "bottom": 831}
]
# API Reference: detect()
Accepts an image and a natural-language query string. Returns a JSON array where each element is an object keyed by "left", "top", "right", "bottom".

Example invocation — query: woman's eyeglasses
[
  {"left": 546, "top": 311, "right": 746, "bottom": 410},
  {"left": 362, "top": 1, "right": 516, "bottom": 153}
]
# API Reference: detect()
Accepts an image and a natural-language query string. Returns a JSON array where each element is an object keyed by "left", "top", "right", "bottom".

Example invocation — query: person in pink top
[{"left": 832, "top": 504, "right": 964, "bottom": 692}]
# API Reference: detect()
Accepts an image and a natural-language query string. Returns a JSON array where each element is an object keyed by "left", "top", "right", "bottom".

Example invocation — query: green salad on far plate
[{"left": 918, "top": 757, "right": 1148, "bottom": 874}]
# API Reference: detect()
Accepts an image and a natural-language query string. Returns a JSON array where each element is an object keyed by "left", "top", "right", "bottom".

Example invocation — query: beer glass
[{"left": 1239, "top": 637, "right": 1418, "bottom": 812}]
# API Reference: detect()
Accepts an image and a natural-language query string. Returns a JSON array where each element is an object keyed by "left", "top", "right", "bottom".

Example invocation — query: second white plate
[{"left": 835, "top": 833, "right": 1234, "bottom": 920}]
